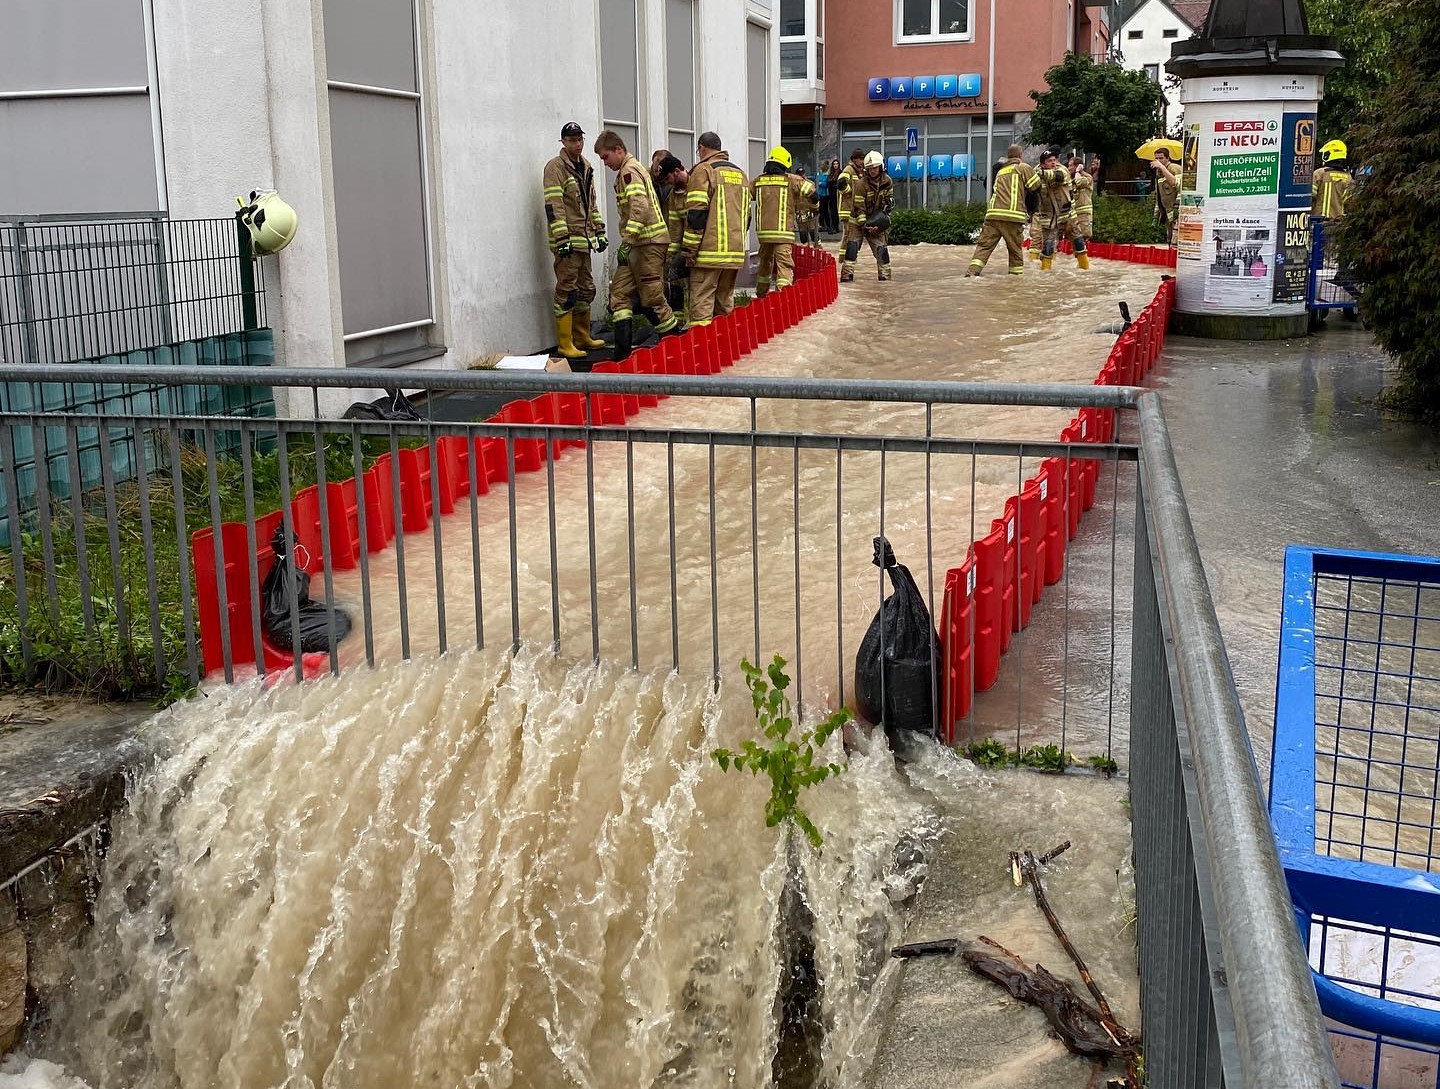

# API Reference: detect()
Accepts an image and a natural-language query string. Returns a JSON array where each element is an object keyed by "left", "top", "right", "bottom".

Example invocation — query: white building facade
[
  {"left": 1114, "top": 0, "right": 1206, "bottom": 128},
  {"left": 1, "top": 0, "right": 779, "bottom": 407}
]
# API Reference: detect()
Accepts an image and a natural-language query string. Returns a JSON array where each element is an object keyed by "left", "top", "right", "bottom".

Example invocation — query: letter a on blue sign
[
  {"left": 886, "top": 155, "right": 907, "bottom": 177},
  {"left": 936, "top": 74, "right": 959, "bottom": 98},
  {"left": 868, "top": 77, "right": 891, "bottom": 101},
  {"left": 890, "top": 77, "right": 911, "bottom": 100}
]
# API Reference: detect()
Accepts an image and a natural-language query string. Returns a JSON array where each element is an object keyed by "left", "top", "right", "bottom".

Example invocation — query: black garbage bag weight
[
  {"left": 854, "top": 537, "right": 942, "bottom": 740},
  {"left": 260, "top": 525, "right": 353, "bottom": 653}
]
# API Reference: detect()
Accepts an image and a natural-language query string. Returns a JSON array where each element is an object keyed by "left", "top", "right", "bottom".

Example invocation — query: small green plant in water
[
  {"left": 711, "top": 655, "right": 850, "bottom": 850},
  {"left": 1087, "top": 754, "right": 1120, "bottom": 776},
  {"left": 965, "top": 738, "right": 1012, "bottom": 768},
  {"left": 1018, "top": 743, "right": 1072, "bottom": 772}
]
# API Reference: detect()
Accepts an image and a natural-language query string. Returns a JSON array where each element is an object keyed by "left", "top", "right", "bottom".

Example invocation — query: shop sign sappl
[{"left": 868, "top": 74, "right": 983, "bottom": 111}]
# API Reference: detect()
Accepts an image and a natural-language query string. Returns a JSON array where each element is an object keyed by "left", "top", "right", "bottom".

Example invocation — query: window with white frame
[
  {"left": 896, "top": 0, "right": 972, "bottom": 42},
  {"left": 665, "top": 0, "right": 697, "bottom": 156},
  {"left": 746, "top": 21, "right": 769, "bottom": 176},
  {"left": 779, "top": 0, "right": 822, "bottom": 81}
]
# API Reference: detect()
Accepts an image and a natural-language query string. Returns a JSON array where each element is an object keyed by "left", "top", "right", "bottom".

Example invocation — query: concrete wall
[{"left": 151, "top": 0, "right": 776, "bottom": 414}]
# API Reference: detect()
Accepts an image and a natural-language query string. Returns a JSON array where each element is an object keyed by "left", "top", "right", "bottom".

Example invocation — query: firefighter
[
  {"left": 834, "top": 149, "right": 865, "bottom": 283},
  {"left": 1312, "top": 140, "right": 1353, "bottom": 220},
  {"left": 594, "top": 130, "right": 678, "bottom": 361},
  {"left": 1034, "top": 151, "right": 1089, "bottom": 270},
  {"left": 542, "top": 121, "right": 608, "bottom": 359},
  {"left": 966, "top": 145, "right": 1040, "bottom": 276},
  {"left": 793, "top": 166, "right": 821, "bottom": 246},
  {"left": 652, "top": 151, "right": 689, "bottom": 314},
  {"left": 752, "top": 146, "right": 818, "bottom": 297},
  {"left": 1152, "top": 148, "right": 1180, "bottom": 244},
  {"left": 682, "top": 131, "right": 749, "bottom": 326},
  {"left": 1069, "top": 156, "right": 1095, "bottom": 254},
  {"left": 841, "top": 151, "right": 894, "bottom": 282}
]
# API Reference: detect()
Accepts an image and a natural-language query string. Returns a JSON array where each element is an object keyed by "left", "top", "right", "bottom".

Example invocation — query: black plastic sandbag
[
  {"left": 341, "top": 389, "right": 422, "bottom": 421},
  {"left": 261, "top": 525, "right": 353, "bottom": 653},
  {"left": 854, "top": 537, "right": 942, "bottom": 739}
]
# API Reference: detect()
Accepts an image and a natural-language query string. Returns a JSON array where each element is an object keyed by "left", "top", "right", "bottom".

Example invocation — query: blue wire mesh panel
[
  {"left": 1307, "top": 218, "right": 1362, "bottom": 313},
  {"left": 1273, "top": 546, "right": 1440, "bottom": 1089}
]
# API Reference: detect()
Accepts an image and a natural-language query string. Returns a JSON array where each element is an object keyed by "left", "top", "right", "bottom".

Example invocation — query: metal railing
[
  {"left": 0, "top": 214, "right": 266, "bottom": 367},
  {"left": 0, "top": 363, "right": 1338, "bottom": 1087}
]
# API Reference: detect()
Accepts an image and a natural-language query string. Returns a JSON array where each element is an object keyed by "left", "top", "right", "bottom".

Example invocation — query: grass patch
[{"left": 963, "top": 739, "right": 1117, "bottom": 775}]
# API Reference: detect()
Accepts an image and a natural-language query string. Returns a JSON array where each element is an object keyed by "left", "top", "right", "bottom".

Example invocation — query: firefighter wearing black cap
[
  {"left": 652, "top": 151, "right": 689, "bottom": 313},
  {"left": 595, "top": 129, "right": 679, "bottom": 361},
  {"left": 542, "top": 122, "right": 608, "bottom": 358},
  {"left": 751, "top": 146, "right": 817, "bottom": 296}
]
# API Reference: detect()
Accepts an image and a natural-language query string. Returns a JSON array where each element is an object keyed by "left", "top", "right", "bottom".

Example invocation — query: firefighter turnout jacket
[
  {"left": 684, "top": 147, "right": 749, "bottom": 268},
  {"left": 753, "top": 164, "right": 817, "bottom": 243},
  {"left": 612, "top": 155, "right": 670, "bottom": 246},
  {"left": 986, "top": 156, "right": 1040, "bottom": 223},
  {"left": 836, "top": 162, "right": 862, "bottom": 222},
  {"left": 1071, "top": 169, "right": 1094, "bottom": 218},
  {"left": 1312, "top": 166, "right": 1353, "bottom": 219},
  {"left": 849, "top": 169, "right": 893, "bottom": 224},
  {"left": 543, "top": 153, "right": 606, "bottom": 251},
  {"left": 1034, "top": 167, "right": 1072, "bottom": 230}
]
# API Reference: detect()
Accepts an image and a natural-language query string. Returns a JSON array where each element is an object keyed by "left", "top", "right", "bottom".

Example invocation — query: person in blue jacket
[{"left": 816, "top": 159, "right": 840, "bottom": 234}]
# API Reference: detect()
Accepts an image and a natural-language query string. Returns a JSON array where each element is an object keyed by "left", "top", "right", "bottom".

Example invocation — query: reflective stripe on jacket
[
  {"left": 986, "top": 158, "right": 1038, "bottom": 223},
  {"left": 684, "top": 147, "right": 749, "bottom": 268},
  {"left": 613, "top": 155, "right": 670, "bottom": 245},
  {"left": 1312, "top": 167, "right": 1353, "bottom": 219},
  {"left": 1035, "top": 167, "right": 1073, "bottom": 229},
  {"left": 836, "top": 163, "right": 862, "bottom": 219},
  {"left": 753, "top": 170, "right": 817, "bottom": 243},
  {"left": 1070, "top": 170, "right": 1094, "bottom": 214},
  {"left": 849, "top": 170, "right": 893, "bottom": 224},
  {"left": 542, "top": 153, "right": 605, "bottom": 251}
]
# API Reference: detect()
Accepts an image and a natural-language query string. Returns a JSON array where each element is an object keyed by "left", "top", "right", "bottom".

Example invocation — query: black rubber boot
[{"left": 612, "top": 318, "right": 633, "bottom": 362}]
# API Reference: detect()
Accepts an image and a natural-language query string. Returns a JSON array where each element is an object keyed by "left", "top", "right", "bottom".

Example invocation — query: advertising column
[{"left": 1174, "top": 74, "right": 1320, "bottom": 337}]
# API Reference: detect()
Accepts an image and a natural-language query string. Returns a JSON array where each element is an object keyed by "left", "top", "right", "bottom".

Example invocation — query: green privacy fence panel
[{"left": 0, "top": 328, "right": 274, "bottom": 544}]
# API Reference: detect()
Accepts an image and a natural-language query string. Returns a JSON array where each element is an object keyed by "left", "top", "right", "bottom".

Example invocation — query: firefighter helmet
[
  {"left": 863, "top": 151, "right": 884, "bottom": 171},
  {"left": 768, "top": 145, "right": 793, "bottom": 170},
  {"left": 1319, "top": 139, "right": 1348, "bottom": 163},
  {"left": 239, "top": 190, "right": 298, "bottom": 255}
]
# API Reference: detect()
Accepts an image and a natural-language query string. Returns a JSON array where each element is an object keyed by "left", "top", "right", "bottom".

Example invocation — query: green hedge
[{"left": 887, "top": 194, "right": 1166, "bottom": 246}]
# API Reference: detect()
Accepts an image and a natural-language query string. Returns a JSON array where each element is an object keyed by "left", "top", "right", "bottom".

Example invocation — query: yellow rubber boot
[
  {"left": 1041, "top": 255, "right": 1053, "bottom": 271},
  {"left": 1076, "top": 253, "right": 1091, "bottom": 270},
  {"left": 571, "top": 308, "right": 605, "bottom": 349},
  {"left": 554, "top": 312, "right": 586, "bottom": 360}
]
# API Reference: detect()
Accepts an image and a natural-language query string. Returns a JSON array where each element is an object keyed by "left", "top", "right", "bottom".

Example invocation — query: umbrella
[{"left": 1135, "top": 138, "right": 1183, "bottom": 162}]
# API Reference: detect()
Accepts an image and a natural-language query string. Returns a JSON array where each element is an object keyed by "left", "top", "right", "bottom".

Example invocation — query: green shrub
[
  {"left": 888, "top": 203, "right": 987, "bottom": 246},
  {"left": 1091, "top": 193, "right": 1167, "bottom": 245}
]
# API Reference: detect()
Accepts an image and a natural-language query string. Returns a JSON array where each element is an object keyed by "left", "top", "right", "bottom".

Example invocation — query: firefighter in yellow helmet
[
  {"left": 683, "top": 131, "right": 750, "bottom": 326},
  {"left": 842, "top": 151, "right": 895, "bottom": 282},
  {"left": 1312, "top": 140, "right": 1353, "bottom": 220},
  {"left": 752, "top": 145, "right": 818, "bottom": 297},
  {"left": 834, "top": 149, "right": 866, "bottom": 283},
  {"left": 966, "top": 145, "right": 1040, "bottom": 276},
  {"left": 595, "top": 130, "right": 679, "bottom": 361},
  {"left": 542, "top": 122, "right": 608, "bottom": 359}
]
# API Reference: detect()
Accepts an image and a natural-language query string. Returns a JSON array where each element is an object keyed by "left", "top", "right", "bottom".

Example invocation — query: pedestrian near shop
[
  {"left": 824, "top": 158, "right": 843, "bottom": 233},
  {"left": 841, "top": 151, "right": 894, "bottom": 282},
  {"left": 812, "top": 164, "right": 832, "bottom": 235},
  {"left": 752, "top": 146, "right": 817, "bottom": 296},
  {"left": 965, "top": 144, "right": 1040, "bottom": 277},
  {"left": 594, "top": 130, "right": 678, "bottom": 361},
  {"left": 542, "top": 121, "right": 608, "bottom": 359},
  {"left": 682, "top": 131, "right": 749, "bottom": 326}
]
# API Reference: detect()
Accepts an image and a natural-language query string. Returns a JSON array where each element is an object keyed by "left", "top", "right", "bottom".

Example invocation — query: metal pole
[
  {"left": 236, "top": 211, "right": 258, "bottom": 332},
  {"left": 985, "top": 0, "right": 996, "bottom": 193}
]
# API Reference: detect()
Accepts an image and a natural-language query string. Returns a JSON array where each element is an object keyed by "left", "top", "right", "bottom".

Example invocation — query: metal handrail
[{"left": 1136, "top": 391, "right": 1338, "bottom": 1088}]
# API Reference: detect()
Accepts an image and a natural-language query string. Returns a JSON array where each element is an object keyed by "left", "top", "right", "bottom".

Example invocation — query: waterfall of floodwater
[{"left": 3, "top": 646, "right": 955, "bottom": 1089}]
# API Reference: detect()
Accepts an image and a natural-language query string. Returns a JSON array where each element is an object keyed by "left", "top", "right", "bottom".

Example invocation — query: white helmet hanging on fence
[{"left": 238, "top": 189, "right": 299, "bottom": 255}]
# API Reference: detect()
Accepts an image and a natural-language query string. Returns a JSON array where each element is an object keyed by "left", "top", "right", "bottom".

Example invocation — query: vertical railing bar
[
  {"left": 878, "top": 440, "right": 887, "bottom": 733},
  {"left": 240, "top": 426, "right": 265, "bottom": 678},
  {"left": 131, "top": 423, "right": 164, "bottom": 685},
  {"left": 925, "top": 403, "right": 937, "bottom": 739},
  {"left": 166, "top": 425, "right": 199, "bottom": 682},
  {"left": 668, "top": 436, "right": 679, "bottom": 671},
  {"left": 627, "top": 435, "right": 638, "bottom": 670},
  {"left": 388, "top": 428, "right": 411, "bottom": 659},
  {"left": 1014, "top": 453, "right": 1023, "bottom": 753},
  {"left": 1060, "top": 441, "right": 1071, "bottom": 757},
  {"left": 84, "top": 223, "right": 106, "bottom": 359},
  {"left": 352, "top": 426, "right": 376, "bottom": 665},
  {"left": 1107, "top": 456, "right": 1122, "bottom": 761},
  {"left": 507, "top": 435, "right": 520, "bottom": 652},
  {"left": 835, "top": 440, "right": 844, "bottom": 705},
  {"left": 546, "top": 427, "right": 560, "bottom": 653},
  {"left": 274, "top": 425, "right": 304, "bottom": 683},
  {"left": 0, "top": 427, "right": 34, "bottom": 674},
  {"left": 709, "top": 438, "right": 720, "bottom": 683},
  {"left": 201, "top": 424, "right": 234, "bottom": 683},
  {"left": 792, "top": 436, "right": 802, "bottom": 708},
  {"left": 966, "top": 441, "right": 978, "bottom": 746},
  {"left": 751, "top": 396, "right": 760, "bottom": 666},
  {"left": 426, "top": 423, "right": 447, "bottom": 657},
  {"left": 313, "top": 412, "right": 343, "bottom": 674},
  {"left": 9, "top": 224, "right": 39, "bottom": 365},
  {"left": 30, "top": 421, "right": 61, "bottom": 625},
  {"left": 62, "top": 425, "right": 96, "bottom": 634},
  {"left": 586, "top": 423, "right": 599, "bottom": 663},
  {"left": 96, "top": 419, "right": 132, "bottom": 668}
]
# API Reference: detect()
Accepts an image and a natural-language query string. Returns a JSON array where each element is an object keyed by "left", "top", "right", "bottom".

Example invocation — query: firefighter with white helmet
[
  {"left": 1312, "top": 139, "right": 1353, "bottom": 220},
  {"left": 751, "top": 145, "right": 817, "bottom": 297},
  {"left": 841, "top": 151, "right": 894, "bottom": 282}
]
